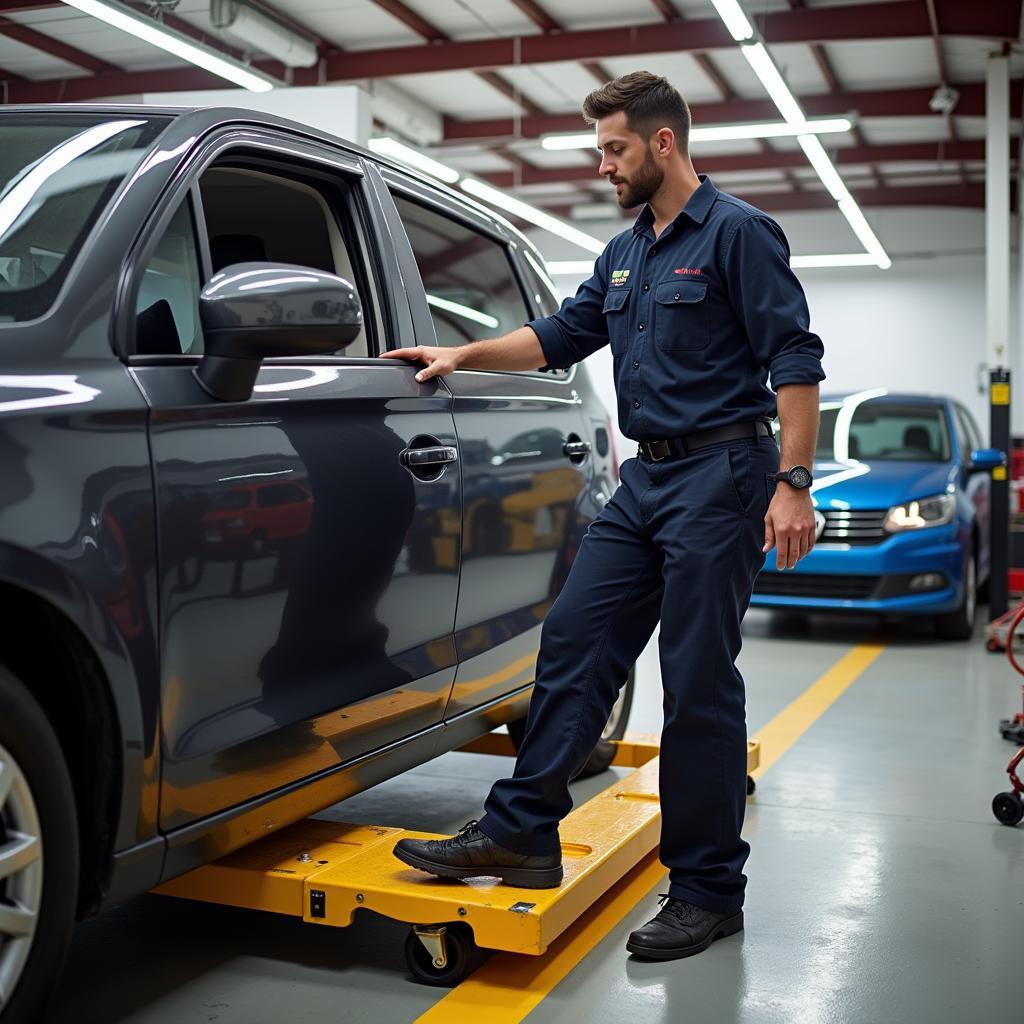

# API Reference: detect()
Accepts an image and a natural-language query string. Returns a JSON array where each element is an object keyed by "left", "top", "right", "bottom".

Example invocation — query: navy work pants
[{"left": 477, "top": 434, "right": 780, "bottom": 913}]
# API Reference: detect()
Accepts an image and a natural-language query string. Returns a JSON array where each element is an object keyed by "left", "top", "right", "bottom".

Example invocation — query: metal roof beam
[
  {"left": 442, "top": 81, "right": 1022, "bottom": 142},
  {"left": 480, "top": 140, "right": 1010, "bottom": 187}
]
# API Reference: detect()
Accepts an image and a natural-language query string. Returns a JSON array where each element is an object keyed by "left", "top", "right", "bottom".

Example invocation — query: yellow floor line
[
  {"left": 749, "top": 641, "right": 886, "bottom": 779},
  {"left": 413, "top": 641, "right": 885, "bottom": 1024}
]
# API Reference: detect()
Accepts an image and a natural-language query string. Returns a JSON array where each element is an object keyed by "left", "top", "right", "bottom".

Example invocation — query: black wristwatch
[{"left": 771, "top": 466, "right": 813, "bottom": 489}]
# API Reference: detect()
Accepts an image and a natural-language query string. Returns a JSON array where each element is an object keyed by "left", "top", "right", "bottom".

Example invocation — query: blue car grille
[
  {"left": 754, "top": 573, "right": 881, "bottom": 600},
  {"left": 819, "top": 509, "right": 888, "bottom": 545}
]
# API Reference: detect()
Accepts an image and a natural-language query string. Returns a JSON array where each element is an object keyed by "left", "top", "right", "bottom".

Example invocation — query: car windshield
[
  {"left": 816, "top": 400, "right": 950, "bottom": 463},
  {"left": 0, "top": 113, "right": 169, "bottom": 323}
]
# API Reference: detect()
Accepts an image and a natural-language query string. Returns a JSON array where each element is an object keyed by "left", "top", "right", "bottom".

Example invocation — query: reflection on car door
[
  {"left": 126, "top": 136, "right": 462, "bottom": 831},
  {"left": 384, "top": 181, "right": 592, "bottom": 720}
]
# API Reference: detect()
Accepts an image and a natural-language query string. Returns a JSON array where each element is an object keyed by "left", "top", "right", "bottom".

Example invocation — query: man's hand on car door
[{"left": 381, "top": 345, "right": 461, "bottom": 382}]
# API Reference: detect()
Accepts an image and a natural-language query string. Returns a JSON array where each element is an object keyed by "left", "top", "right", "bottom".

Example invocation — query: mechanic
[{"left": 383, "top": 71, "right": 823, "bottom": 962}]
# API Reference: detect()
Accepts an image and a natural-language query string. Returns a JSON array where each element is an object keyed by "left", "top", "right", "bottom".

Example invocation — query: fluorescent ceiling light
[
  {"left": 546, "top": 260, "right": 597, "bottom": 275},
  {"left": 790, "top": 254, "right": 883, "bottom": 268},
  {"left": 460, "top": 178, "right": 606, "bottom": 255},
  {"left": 741, "top": 42, "right": 805, "bottom": 125},
  {"left": 368, "top": 138, "right": 460, "bottom": 184},
  {"left": 210, "top": 0, "right": 318, "bottom": 69},
  {"left": 60, "top": 0, "right": 276, "bottom": 91},
  {"left": 797, "top": 134, "right": 849, "bottom": 201},
  {"left": 709, "top": 0, "right": 754, "bottom": 41},
  {"left": 425, "top": 293, "right": 499, "bottom": 329},
  {"left": 837, "top": 197, "right": 892, "bottom": 269},
  {"left": 542, "top": 118, "right": 852, "bottom": 150}
]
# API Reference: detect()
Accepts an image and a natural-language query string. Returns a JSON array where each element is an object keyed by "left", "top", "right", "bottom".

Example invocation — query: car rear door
[
  {"left": 122, "top": 131, "right": 462, "bottom": 831},
  {"left": 377, "top": 172, "right": 594, "bottom": 721}
]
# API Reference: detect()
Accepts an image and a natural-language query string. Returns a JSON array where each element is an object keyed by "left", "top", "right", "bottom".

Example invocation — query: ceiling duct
[{"left": 210, "top": 0, "right": 317, "bottom": 68}]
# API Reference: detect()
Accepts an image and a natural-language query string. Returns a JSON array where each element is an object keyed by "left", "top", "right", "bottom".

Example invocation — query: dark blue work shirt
[{"left": 529, "top": 175, "right": 825, "bottom": 441}]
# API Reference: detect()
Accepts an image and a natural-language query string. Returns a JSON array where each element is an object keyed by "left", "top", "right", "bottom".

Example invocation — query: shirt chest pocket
[
  {"left": 602, "top": 286, "right": 631, "bottom": 352},
  {"left": 654, "top": 279, "right": 710, "bottom": 351}
]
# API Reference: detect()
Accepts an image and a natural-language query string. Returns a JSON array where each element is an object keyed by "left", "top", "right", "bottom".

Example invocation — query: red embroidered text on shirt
[{"left": 673, "top": 267, "right": 703, "bottom": 275}]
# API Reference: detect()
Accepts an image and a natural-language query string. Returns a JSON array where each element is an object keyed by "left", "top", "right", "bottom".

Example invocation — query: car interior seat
[
  {"left": 903, "top": 426, "right": 935, "bottom": 455},
  {"left": 210, "top": 234, "right": 268, "bottom": 273}
]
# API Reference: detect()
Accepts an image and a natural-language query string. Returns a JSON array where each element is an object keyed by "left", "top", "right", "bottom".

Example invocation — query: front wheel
[
  {"left": 935, "top": 546, "right": 977, "bottom": 640},
  {"left": 0, "top": 666, "right": 79, "bottom": 1022},
  {"left": 508, "top": 665, "right": 635, "bottom": 778}
]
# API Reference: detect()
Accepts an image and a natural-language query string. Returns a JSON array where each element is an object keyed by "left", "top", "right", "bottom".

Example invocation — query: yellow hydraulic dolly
[{"left": 153, "top": 732, "right": 761, "bottom": 985}]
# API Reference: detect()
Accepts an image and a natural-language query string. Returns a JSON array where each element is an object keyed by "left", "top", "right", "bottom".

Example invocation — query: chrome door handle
[
  {"left": 563, "top": 440, "right": 592, "bottom": 458},
  {"left": 400, "top": 446, "right": 459, "bottom": 467}
]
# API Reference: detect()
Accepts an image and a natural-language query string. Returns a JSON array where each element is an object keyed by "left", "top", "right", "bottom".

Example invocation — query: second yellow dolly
[{"left": 153, "top": 732, "right": 761, "bottom": 985}]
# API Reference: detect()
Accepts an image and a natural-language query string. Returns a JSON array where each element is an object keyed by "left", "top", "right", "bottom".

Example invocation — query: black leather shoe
[
  {"left": 626, "top": 894, "right": 743, "bottom": 960},
  {"left": 393, "top": 820, "right": 563, "bottom": 888}
]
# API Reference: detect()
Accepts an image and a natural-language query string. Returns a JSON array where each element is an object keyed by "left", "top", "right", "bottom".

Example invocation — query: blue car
[{"left": 752, "top": 390, "right": 1004, "bottom": 638}]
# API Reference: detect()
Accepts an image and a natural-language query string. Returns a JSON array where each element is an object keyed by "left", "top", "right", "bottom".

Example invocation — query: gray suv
[{"left": 0, "top": 106, "right": 628, "bottom": 1020}]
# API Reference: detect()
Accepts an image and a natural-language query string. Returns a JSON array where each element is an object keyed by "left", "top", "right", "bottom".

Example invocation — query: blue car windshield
[
  {"left": 817, "top": 401, "right": 951, "bottom": 463},
  {"left": 0, "top": 113, "right": 169, "bottom": 323}
]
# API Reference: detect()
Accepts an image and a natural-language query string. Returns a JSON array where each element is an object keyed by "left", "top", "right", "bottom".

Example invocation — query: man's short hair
[{"left": 582, "top": 71, "right": 691, "bottom": 151}]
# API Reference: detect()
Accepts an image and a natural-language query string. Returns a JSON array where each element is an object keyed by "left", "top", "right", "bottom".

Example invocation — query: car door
[
  {"left": 378, "top": 173, "right": 593, "bottom": 720},
  {"left": 122, "top": 131, "right": 462, "bottom": 831}
]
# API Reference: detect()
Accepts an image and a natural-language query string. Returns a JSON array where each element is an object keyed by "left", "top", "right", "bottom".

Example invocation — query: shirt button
[
  {"left": 643, "top": 283, "right": 650, "bottom": 292},
  {"left": 674, "top": 292, "right": 680, "bottom": 300},
  {"left": 633, "top": 400, "right": 640, "bottom": 408},
  {"left": 650, "top": 247, "right": 658, "bottom": 256},
  {"left": 638, "top": 323, "right": 645, "bottom": 331},
  {"left": 633, "top": 361, "right": 639, "bottom": 368}
]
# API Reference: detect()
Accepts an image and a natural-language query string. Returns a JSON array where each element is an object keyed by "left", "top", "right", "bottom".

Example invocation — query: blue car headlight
[{"left": 884, "top": 493, "right": 955, "bottom": 531}]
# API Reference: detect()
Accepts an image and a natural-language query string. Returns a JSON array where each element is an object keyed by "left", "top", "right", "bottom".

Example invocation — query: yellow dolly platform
[{"left": 153, "top": 732, "right": 761, "bottom": 985}]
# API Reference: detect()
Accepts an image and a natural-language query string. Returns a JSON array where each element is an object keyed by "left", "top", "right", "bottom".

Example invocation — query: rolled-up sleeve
[
  {"left": 528, "top": 254, "right": 610, "bottom": 371},
  {"left": 721, "top": 215, "right": 825, "bottom": 388}
]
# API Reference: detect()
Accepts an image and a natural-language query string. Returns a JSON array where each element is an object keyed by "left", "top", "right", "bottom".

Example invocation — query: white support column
[{"left": 987, "top": 54, "right": 1010, "bottom": 369}]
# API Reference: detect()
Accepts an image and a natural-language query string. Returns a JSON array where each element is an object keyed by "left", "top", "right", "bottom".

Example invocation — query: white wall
[{"left": 531, "top": 205, "right": 1021, "bottom": 458}]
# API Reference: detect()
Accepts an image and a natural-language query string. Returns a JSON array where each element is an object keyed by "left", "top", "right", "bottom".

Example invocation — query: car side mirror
[
  {"left": 194, "top": 262, "right": 363, "bottom": 402},
  {"left": 968, "top": 447, "right": 1005, "bottom": 473}
]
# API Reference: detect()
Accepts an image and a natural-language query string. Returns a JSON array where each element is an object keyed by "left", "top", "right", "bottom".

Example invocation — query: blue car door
[{"left": 124, "top": 130, "right": 462, "bottom": 831}]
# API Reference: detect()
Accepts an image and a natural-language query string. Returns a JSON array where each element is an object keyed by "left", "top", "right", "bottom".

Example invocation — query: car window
[
  {"left": 817, "top": 400, "right": 951, "bottom": 462},
  {"left": 197, "top": 165, "right": 376, "bottom": 358},
  {"left": 955, "top": 405, "right": 982, "bottom": 453},
  {"left": 389, "top": 193, "right": 532, "bottom": 349},
  {"left": 135, "top": 196, "right": 204, "bottom": 355},
  {"left": 0, "top": 114, "right": 168, "bottom": 323},
  {"left": 519, "top": 248, "right": 561, "bottom": 317}
]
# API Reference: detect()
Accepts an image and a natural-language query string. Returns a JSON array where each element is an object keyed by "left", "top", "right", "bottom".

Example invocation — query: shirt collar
[{"left": 632, "top": 174, "right": 718, "bottom": 236}]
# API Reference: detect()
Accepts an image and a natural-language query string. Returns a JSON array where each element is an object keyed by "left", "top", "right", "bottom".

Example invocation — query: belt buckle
[{"left": 643, "top": 439, "right": 670, "bottom": 462}]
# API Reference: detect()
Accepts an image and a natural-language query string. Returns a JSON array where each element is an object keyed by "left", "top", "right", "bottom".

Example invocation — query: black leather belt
[{"left": 637, "top": 420, "right": 772, "bottom": 462}]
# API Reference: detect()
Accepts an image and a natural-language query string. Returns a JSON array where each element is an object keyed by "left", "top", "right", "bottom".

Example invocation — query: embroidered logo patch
[
  {"left": 610, "top": 269, "right": 630, "bottom": 285},
  {"left": 673, "top": 267, "right": 703, "bottom": 276}
]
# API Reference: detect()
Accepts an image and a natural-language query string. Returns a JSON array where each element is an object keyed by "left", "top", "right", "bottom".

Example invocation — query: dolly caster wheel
[
  {"left": 405, "top": 923, "right": 475, "bottom": 986},
  {"left": 986, "top": 638, "right": 1002, "bottom": 653},
  {"left": 992, "top": 791, "right": 1024, "bottom": 826},
  {"left": 746, "top": 775, "right": 756, "bottom": 796}
]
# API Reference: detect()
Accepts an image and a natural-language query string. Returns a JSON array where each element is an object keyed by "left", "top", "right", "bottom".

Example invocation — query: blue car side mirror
[{"left": 969, "top": 448, "right": 1005, "bottom": 473}]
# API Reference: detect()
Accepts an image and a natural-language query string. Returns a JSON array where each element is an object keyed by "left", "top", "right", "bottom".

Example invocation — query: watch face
[{"left": 789, "top": 466, "right": 812, "bottom": 488}]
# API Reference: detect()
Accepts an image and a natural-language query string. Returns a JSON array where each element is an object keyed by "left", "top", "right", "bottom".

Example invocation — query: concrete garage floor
[{"left": 47, "top": 610, "right": 1023, "bottom": 1024}]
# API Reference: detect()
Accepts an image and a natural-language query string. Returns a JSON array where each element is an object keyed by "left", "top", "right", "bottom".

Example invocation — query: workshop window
[{"left": 390, "top": 194, "right": 532, "bottom": 350}]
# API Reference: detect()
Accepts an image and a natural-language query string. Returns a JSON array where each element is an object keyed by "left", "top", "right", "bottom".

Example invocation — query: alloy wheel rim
[{"left": 0, "top": 741, "right": 43, "bottom": 1011}]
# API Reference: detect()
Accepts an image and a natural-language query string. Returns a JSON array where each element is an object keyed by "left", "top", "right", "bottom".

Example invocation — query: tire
[
  {"left": 404, "top": 924, "right": 475, "bottom": 986},
  {"left": 992, "top": 791, "right": 1024, "bottom": 826},
  {"left": 0, "top": 666, "right": 78, "bottom": 1024},
  {"left": 935, "top": 545, "right": 977, "bottom": 641},
  {"left": 508, "top": 665, "right": 636, "bottom": 779}
]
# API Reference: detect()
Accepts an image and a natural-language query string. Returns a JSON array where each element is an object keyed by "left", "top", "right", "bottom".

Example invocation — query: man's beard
[{"left": 614, "top": 148, "right": 664, "bottom": 209}]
